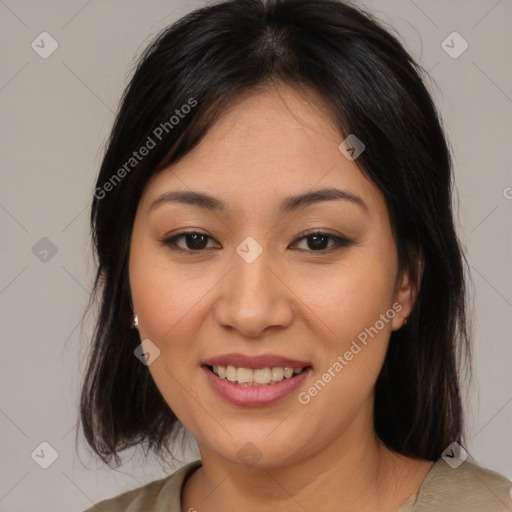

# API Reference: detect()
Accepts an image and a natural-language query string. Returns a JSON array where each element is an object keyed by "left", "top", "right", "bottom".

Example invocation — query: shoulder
[
  {"left": 80, "top": 459, "right": 202, "bottom": 512},
  {"left": 405, "top": 458, "right": 512, "bottom": 511}
]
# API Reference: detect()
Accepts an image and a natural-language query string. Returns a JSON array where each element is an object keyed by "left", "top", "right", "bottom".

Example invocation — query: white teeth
[
  {"left": 254, "top": 368, "right": 272, "bottom": 384},
  {"left": 226, "top": 365, "right": 237, "bottom": 382},
  {"left": 237, "top": 367, "right": 253, "bottom": 383},
  {"left": 210, "top": 364, "right": 307, "bottom": 386},
  {"left": 271, "top": 366, "right": 284, "bottom": 381}
]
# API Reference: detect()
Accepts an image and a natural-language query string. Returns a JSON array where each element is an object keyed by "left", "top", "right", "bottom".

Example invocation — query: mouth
[
  {"left": 201, "top": 361, "right": 313, "bottom": 407},
  {"left": 203, "top": 364, "right": 313, "bottom": 386}
]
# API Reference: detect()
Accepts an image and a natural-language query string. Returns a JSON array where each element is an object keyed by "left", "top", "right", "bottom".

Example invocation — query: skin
[{"left": 129, "top": 84, "right": 432, "bottom": 512}]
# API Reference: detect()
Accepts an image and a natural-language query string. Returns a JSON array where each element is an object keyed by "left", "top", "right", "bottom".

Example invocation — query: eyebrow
[{"left": 148, "top": 187, "right": 369, "bottom": 216}]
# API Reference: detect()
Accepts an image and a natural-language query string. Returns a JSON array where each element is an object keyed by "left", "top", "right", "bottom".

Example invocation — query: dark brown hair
[{"left": 78, "top": 0, "right": 471, "bottom": 468}]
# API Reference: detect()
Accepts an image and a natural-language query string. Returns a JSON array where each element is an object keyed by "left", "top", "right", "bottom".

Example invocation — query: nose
[{"left": 212, "top": 244, "right": 294, "bottom": 338}]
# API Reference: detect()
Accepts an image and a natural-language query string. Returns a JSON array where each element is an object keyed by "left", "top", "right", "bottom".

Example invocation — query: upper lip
[{"left": 202, "top": 352, "right": 313, "bottom": 370}]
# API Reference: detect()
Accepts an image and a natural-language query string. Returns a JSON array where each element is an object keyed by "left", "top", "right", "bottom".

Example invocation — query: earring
[
  {"left": 402, "top": 314, "right": 408, "bottom": 327},
  {"left": 132, "top": 314, "right": 139, "bottom": 329}
]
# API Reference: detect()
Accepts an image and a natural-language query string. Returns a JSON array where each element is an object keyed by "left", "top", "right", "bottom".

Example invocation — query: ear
[{"left": 391, "top": 247, "right": 424, "bottom": 331}]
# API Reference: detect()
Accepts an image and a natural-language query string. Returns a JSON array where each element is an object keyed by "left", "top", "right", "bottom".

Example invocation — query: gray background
[{"left": 0, "top": 0, "right": 511, "bottom": 510}]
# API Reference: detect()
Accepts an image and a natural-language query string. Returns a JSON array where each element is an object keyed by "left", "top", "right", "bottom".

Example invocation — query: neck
[{"left": 181, "top": 415, "right": 431, "bottom": 512}]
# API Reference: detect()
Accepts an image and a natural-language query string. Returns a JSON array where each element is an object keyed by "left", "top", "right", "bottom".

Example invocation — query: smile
[
  {"left": 208, "top": 364, "right": 307, "bottom": 386},
  {"left": 202, "top": 364, "right": 313, "bottom": 406}
]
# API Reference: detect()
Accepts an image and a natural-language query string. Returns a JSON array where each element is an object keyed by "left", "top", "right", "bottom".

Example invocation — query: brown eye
[
  {"left": 161, "top": 229, "right": 353, "bottom": 255},
  {"left": 302, "top": 233, "right": 332, "bottom": 251},
  {"left": 291, "top": 230, "right": 353, "bottom": 252},
  {"left": 162, "top": 232, "right": 218, "bottom": 252}
]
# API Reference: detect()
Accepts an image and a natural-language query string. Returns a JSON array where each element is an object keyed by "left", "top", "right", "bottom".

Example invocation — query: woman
[{"left": 79, "top": 0, "right": 512, "bottom": 510}]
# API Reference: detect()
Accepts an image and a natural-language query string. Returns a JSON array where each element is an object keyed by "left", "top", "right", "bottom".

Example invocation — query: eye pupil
[
  {"left": 164, "top": 230, "right": 348, "bottom": 254},
  {"left": 307, "top": 233, "right": 329, "bottom": 250},
  {"left": 187, "top": 233, "right": 208, "bottom": 250}
]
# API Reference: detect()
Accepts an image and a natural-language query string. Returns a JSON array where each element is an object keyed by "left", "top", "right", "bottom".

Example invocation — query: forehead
[{"left": 139, "top": 84, "right": 385, "bottom": 219}]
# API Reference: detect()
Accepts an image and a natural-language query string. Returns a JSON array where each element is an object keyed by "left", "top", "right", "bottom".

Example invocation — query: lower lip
[{"left": 202, "top": 365, "right": 312, "bottom": 407}]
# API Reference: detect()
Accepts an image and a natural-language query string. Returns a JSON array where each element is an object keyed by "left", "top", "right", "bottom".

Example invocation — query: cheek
[
  {"left": 129, "top": 243, "right": 206, "bottom": 421},
  {"left": 296, "top": 248, "right": 397, "bottom": 341},
  {"left": 294, "top": 244, "right": 397, "bottom": 400},
  {"left": 129, "top": 237, "right": 213, "bottom": 344}
]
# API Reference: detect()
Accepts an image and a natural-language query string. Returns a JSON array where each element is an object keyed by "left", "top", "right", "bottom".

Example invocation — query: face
[{"left": 129, "top": 84, "right": 413, "bottom": 469}]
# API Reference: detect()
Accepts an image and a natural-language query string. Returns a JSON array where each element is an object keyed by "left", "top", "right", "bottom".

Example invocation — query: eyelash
[{"left": 160, "top": 229, "right": 353, "bottom": 255}]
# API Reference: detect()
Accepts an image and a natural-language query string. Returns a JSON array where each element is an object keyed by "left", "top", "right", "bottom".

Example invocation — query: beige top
[{"left": 82, "top": 458, "right": 512, "bottom": 512}]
